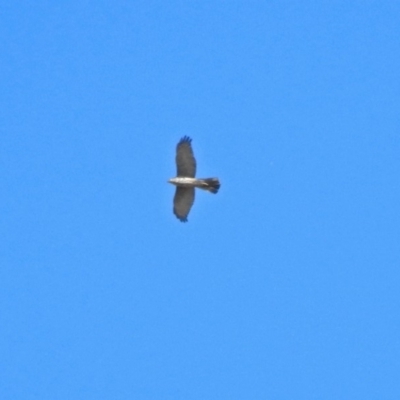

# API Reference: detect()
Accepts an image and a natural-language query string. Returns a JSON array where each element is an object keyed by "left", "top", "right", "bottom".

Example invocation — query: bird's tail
[{"left": 198, "top": 178, "right": 221, "bottom": 194}]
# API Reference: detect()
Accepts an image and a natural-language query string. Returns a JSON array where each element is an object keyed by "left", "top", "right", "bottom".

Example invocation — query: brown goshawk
[{"left": 168, "top": 136, "right": 220, "bottom": 222}]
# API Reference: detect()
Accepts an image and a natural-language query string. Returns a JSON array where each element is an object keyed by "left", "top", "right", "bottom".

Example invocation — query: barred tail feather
[{"left": 198, "top": 178, "right": 220, "bottom": 194}]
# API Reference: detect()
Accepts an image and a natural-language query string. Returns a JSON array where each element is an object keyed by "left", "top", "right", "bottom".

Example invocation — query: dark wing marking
[
  {"left": 176, "top": 136, "right": 196, "bottom": 177},
  {"left": 173, "top": 187, "right": 195, "bottom": 222}
]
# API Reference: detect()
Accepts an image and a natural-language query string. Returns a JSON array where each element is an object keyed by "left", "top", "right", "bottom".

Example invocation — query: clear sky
[{"left": 1, "top": 2, "right": 400, "bottom": 399}]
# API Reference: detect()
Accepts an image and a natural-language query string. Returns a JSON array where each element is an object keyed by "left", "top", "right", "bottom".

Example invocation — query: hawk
[{"left": 168, "top": 136, "right": 220, "bottom": 222}]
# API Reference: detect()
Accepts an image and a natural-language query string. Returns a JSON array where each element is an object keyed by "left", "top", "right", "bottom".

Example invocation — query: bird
[{"left": 168, "top": 136, "right": 220, "bottom": 222}]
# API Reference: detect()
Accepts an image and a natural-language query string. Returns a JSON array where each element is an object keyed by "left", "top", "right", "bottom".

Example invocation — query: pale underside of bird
[{"left": 168, "top": 136, "right": 220, "bottom": 222}]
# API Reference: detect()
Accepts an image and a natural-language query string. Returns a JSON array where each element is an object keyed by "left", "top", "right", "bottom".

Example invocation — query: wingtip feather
[{"left": 179, "top": 136, "right": 192, "bottom": 145}]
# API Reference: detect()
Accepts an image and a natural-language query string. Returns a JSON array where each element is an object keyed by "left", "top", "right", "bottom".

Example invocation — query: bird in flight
[{"left": 168, "top": 136, "right": 220, "bottom": 222}]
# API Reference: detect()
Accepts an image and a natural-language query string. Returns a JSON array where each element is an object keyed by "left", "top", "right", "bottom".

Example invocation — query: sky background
[{"left": 1, "top": 1, "right": 400, "bottom": 399}]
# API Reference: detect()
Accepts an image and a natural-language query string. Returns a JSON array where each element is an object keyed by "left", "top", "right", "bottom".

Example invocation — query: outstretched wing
[
  {"left": 176, "top": 136, "right": 196, "bottom": 177},
  {"left": 173, "top": 187, "right": 195, "bottom": 222}
]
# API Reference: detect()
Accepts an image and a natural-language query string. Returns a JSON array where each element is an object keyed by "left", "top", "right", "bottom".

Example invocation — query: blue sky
[{"left": 1, "top": 2, "right": 400, "bottom": 399}]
